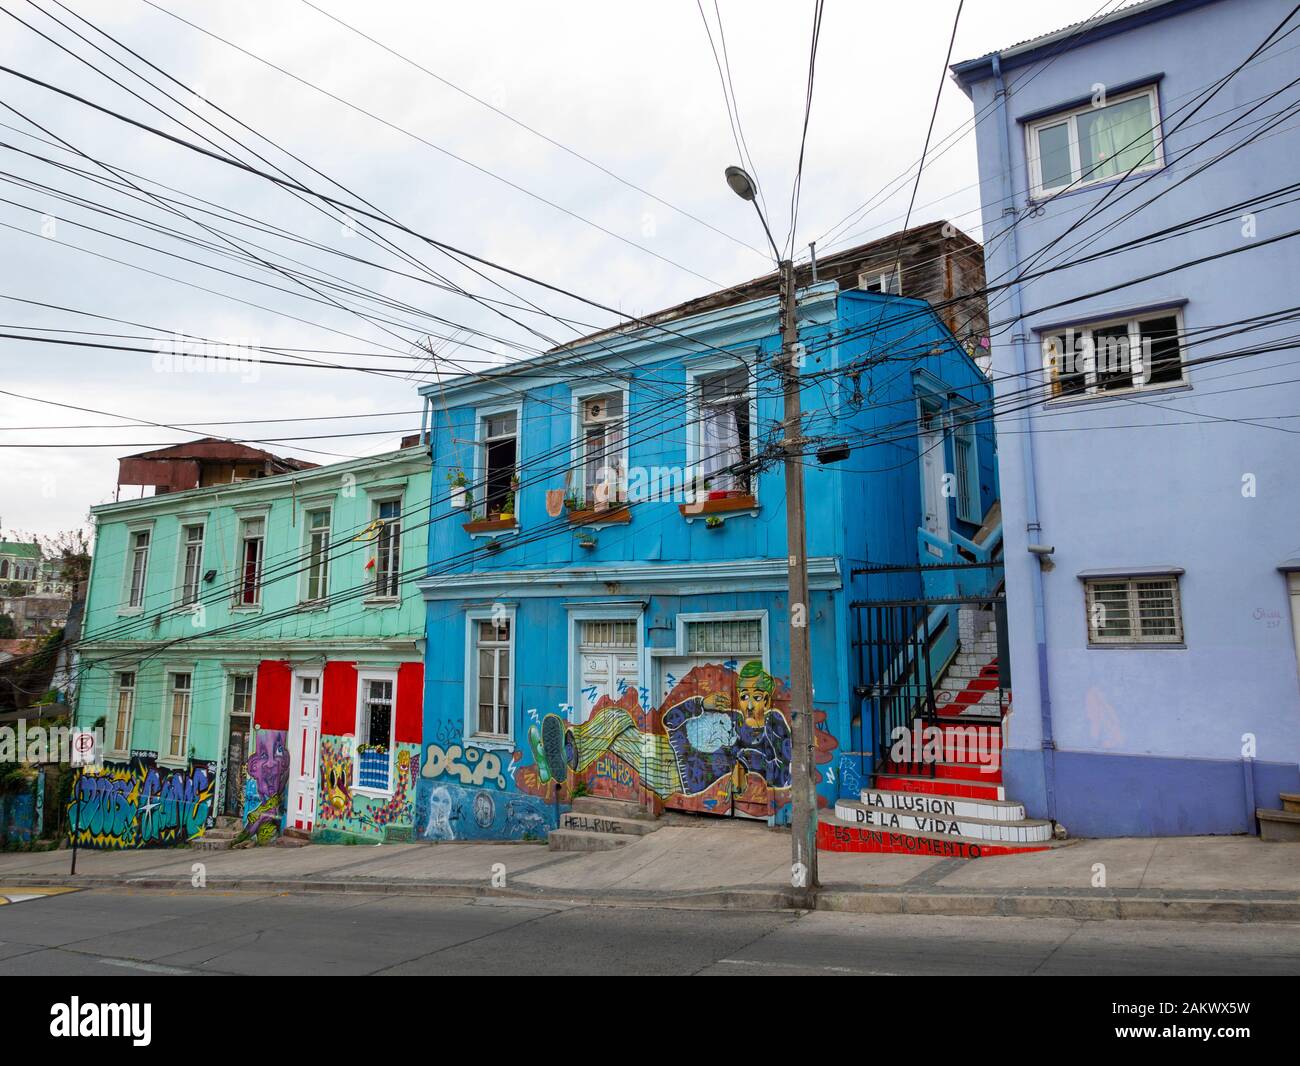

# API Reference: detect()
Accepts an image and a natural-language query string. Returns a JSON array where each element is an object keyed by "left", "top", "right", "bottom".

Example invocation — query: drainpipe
[{"left": 991, "top": 54, "right": 1057, "bottom": 821}]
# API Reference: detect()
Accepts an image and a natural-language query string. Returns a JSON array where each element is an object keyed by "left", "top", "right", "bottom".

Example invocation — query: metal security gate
[{"left": 848, "top": 585, "right": 1007, "bottom": 786}]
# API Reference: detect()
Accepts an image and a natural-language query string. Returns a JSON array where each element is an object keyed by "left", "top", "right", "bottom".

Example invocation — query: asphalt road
[{"left": 1, "top": 887, "right": 1299, "bottom": 976}]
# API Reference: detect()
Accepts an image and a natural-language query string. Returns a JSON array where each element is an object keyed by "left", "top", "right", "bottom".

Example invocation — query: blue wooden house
[{"left": 414, "top": 265, "right": 999, "bottom": 844}]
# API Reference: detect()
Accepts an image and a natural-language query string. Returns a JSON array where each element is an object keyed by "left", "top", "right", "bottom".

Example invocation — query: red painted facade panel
[
  {"left": 396, "top": 661, "right": 423, "bottom": 744},
  {"left": 254, "top": 660, "right": 291, "bottom": 730},
  {"left": 322, "top": 661, "right": 358, "bottom": 736}
]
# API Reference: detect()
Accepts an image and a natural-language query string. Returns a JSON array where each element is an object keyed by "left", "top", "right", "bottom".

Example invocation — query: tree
[{"left": 0, "top": 613, "right": 15, "bottom": 639}]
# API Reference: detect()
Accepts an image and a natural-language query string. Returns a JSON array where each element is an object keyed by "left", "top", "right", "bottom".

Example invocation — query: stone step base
[
  {"left": 1257, "top": 808, "right": 1300, "bottom": 842},
  {"left": 559, "top": 811, "right": 658, "bottom": 837},
  {"left": 817, "top": 814, "right": 1054, "bottom": 858},
  {"left": 191, "top": 838, "right": 233, "bottom": 851},
  {"left": 547, "top": 828, "right": 631, "bottom": 852},
  {"left": 1280, "top": 792, "right": 1300, "bottom": 814},
  {"left": 570, "top": 796, "right": 657, "bottom": 821},
  {"left": 835, "top": 799, "right": 1053, "bottom": 844},
  {"left": 859, "top": 787, "right": 1026, "bottom": 822}
]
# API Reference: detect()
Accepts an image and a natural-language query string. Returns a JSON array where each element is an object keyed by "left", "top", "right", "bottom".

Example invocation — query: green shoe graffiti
[
  {"left": 540, "top": 713, "right": 572, "bottom": 786},
  {"left": 528, "top": 724, "right": 550, "bottom": 783}
]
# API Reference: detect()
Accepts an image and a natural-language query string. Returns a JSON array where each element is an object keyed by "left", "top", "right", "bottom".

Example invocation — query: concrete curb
[{"left": 2, "top": 873, "right": 1297, "bottom": 922}]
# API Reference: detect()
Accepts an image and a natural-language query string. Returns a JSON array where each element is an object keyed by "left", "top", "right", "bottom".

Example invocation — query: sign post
[{"left": 69, "top": 729, "right": 99, "bottom": 876}]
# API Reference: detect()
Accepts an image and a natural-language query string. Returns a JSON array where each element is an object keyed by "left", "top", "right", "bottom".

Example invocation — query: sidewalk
[{"left": 2, "top": 823, "right": 1298, "bottom": 922}]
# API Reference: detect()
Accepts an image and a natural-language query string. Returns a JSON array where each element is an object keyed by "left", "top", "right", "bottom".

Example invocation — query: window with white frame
[
  {"left": 694, "top": 367, "right": 753, "bottom": 493},
  {"left": 355, "top": 675, "right": 396, "bottom": 791},
  {"left": 179, "top": 523, "right": 204, "bottom": 605},
  {"left": 126, "top": 528, "right": 150, "bottom": 609},
  {"left": 1042, "top": 311, "right": 1183, "bottom": 400},
  {"left": 304, "top": 507, "right": 331, "bottom": 603},
  {"left": 236, "top": 516, "right": 265, "bottom": 606},
  {"left": 373, "top": 499, "right": 401, "bottom": 598},
  {"left": 684, "top": 617, "right": 763, "bottom": 656},
  {"left": 480, "top": 410, "right": 518, "bottom": 518},
  {"left": 166, "top": 671, "right": 192, "bottom": 759},
  {"left": 578, "top": 392, "right": 626, "bottom": 507},
  {"left": 112, "top": 670, "right": 136, "bottom": 753},
  {"left": 473, "top": 617, "right": 512, "bottom": 738},
  {"left": 1027, "top": 85, "right": 1161, "bottom": 198},
  {"left": 1085, "top": 575, "right": 1184, "bottom": 645},
  {"left": 952, "top": 417, "right": 980, "bottom": 524},
  {"left": 858, "top": 264, "right": 902, "bottom": 295}
]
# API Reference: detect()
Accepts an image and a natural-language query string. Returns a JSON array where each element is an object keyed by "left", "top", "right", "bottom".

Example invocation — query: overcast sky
[{"left": 0, "top": 0, "right": 1107, "bottom": 539}]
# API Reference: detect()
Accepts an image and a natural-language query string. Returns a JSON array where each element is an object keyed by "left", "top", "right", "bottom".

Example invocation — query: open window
[
  {"left": 236, "top": 516, "right": 264, "bottom": 606},
  {"left": 1043, "top": 310, "right": 1184, "bottom": 401},
  {"left": 480, "top": 410, "right": 518, "bottom": 519},
  {"left": 693, "top": 367, "right": 753, "bottom": 494},
  {"left": 578, "top": 392, "right": 626, "bottom": 507},
  {"left": 373, "top": 499, "right": 401, "bottom": 599}
]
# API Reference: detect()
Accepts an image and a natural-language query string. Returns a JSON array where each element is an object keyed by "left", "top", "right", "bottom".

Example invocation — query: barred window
[
  {"left": 684, "top": 618, "right": 763, "bottom": 656},
  {"left": 1085, "top": 575, "right": 1183, "bottom": 645},
  {"left": 580, "top": 620, "right": 637, "bottom": 649}
]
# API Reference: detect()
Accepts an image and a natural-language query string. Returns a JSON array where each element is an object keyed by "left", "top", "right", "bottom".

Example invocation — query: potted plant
[
  {"left": 484, "top": 539, "right": 503, "bottom": 553},
  {"left": 564, "top": 492, "right": 581, "bottom": 512},
  {"left": 498, "top": 492, "right": 515, "bottom": 522},
  {"left": 705, "top": 515, "right": 724, "bottom": 530},
  {"left": 704, "top": 478, "right": 729, "bottom": 501},
  {"left": 577, "top": 532, "right": 597, "bottom": 550},
  {"left": 447, "top": 467, "right": 470, "bottom": 509}
]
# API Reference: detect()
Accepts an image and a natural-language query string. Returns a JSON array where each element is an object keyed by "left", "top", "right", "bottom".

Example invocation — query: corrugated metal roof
[{"left": 951, "top": 0, "right": 1194, "bottom": 79}]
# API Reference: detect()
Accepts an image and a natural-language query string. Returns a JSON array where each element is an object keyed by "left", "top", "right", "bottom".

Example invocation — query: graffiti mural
[
  {"left": 68, "top": 754, "right": 216, "bottom": 849},
  {"left": 414, "top": 778, "right": 555, "bottom": 841},
  {"left": 516, "top": 661, "right": 837, "bottom": 820},
  {"left": 421, "top": 741, "right": 509, "bottom": 789},
  {"left": 242, "top": 729, "right": 289, "bottom": 844},
  {"left": 312, "top": 736, "right": 419, "bottom": 844}
]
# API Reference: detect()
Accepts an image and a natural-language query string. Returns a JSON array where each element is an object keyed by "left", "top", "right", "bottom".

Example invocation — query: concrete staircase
[
  {"left": 547, "top": 796, "right": 661, "bottom": 852},
  {"left": 191, "top": 815, "right": 241, "bottom": 851},
  {"left": 935, "top": 607, "right": 1005, "bottom": 717},
  {"left": 1257, "top": 792, "right": 1300, "bottom": 841},
  {"left": 820, "top": 606, "right": 1058, "bottom": 858}
]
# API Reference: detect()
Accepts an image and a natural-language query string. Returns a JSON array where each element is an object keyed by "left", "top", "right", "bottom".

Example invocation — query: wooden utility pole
[{"left": 780, "top": 258, "right": 818, "bottom": 893}]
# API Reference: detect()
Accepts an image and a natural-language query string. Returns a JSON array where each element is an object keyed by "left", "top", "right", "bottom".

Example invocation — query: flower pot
[
  {"left": 450, "top": 485, "right": 469, "bottom": 510},
  {"left": 708, "top": 490, "right": 729, "bottom": 500}
]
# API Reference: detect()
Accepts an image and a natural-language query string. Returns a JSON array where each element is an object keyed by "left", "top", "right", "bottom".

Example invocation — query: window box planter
[
  {"left": 679, "top": 493, "right": 759, "bottom": 520},
  {"left": 567, "top": 505, "right": 631, "bottom": 525},
  {"left": 463, "top": 516, "right": 518, "bottom": 535}
]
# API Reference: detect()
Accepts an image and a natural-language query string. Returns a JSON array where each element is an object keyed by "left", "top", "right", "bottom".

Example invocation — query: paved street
[{"left": 1, "top": 887, "right": 1298, "bottom": 976}]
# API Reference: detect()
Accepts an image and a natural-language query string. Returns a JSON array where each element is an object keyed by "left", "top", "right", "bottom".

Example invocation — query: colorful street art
[
  {"left": 515, "top": 661, "right": 838, "bottom": 820},
  {"left": 68, "top": 754, "right": 216, "bottom": 849},
  {"left": 414, "top": 779, "right": 554, "bottom": 841},
  {"left": 312, "top": 736, "right": 419, "bottom": 844},
  {"left": 242, "top": 729, "right": 289, "bottom": 844}
]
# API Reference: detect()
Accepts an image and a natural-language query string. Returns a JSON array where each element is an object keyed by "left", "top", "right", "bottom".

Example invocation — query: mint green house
[{"left": 72, "top": 443, "right": 430, "bottom": 848}]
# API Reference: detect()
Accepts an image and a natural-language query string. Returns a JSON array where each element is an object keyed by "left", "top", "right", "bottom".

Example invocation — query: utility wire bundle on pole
[{"left": 726, "top": 165, "right": 819, "bottom": 894}]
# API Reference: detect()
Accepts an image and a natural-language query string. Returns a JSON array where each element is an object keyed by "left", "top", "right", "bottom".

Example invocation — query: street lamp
[
  {"left": 724, "top": 166, "right": 781, "bottom": 261},
  {"left": 724, "top": 166, "right": 819, "bottom": 896}
]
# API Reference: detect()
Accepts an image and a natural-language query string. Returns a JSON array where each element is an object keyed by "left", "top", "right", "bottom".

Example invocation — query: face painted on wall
[{"left": 736, "top": 662, "right": 775, "bottom": 727}]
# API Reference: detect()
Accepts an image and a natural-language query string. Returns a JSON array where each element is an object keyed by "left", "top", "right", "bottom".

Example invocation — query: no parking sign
[{"left": 70, "top": 729, "right": 100, "bottom": 768}]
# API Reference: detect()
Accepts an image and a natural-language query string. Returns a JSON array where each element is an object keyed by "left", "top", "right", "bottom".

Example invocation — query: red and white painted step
[{"left": 818, "top": 718, "right": 1058, "bottom": 858}]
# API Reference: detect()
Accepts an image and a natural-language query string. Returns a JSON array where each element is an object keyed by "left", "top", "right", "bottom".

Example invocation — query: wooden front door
[{"left": 286, "top": 672, "right": 322, "bottom": 832}]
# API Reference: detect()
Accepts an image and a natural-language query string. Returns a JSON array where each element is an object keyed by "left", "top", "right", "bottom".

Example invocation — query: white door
[
  {"left": 919, "top": 402, "right": 949, "bottom": 539},
  {"left": 576, "top": 619, "right": 640, "bottom": 720},
  {"left": 286, "top": 672, "right": 322, "bottom": 832}
]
